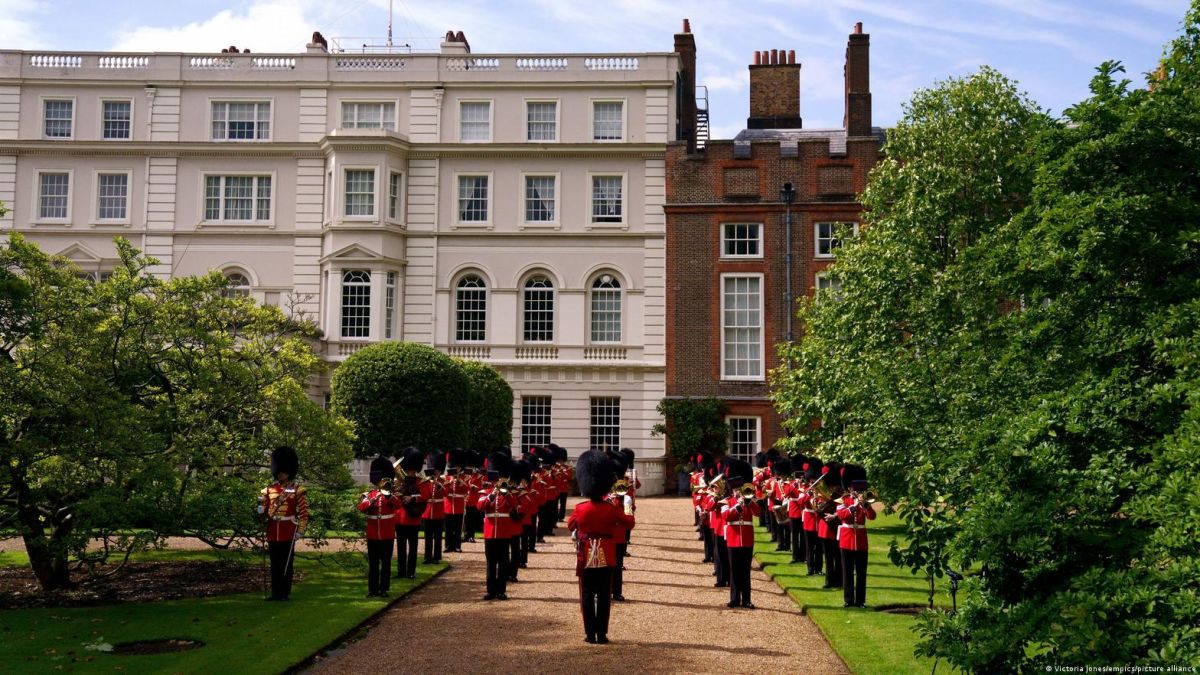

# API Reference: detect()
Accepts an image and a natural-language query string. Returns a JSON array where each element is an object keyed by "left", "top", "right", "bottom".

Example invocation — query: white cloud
[
  {"left": 0, "top": 0, "right": 45, "bottom": 49},
  {"left": 111, "top": 1, "right": 323, "bottom": 54}
]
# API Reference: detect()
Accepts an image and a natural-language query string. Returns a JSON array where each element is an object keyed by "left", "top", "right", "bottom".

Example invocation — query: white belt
[
  {"left": 804, "top": 509, "right": 817, "bottom": 514},
  {"left": 449, "top": 494, "right": 468, "bottom": 498},
  {"left": 365, "top": 514, "right": 394, "bottom": 520},
  {"left": 839, "top": 524, "right": 865, "bottom": 530},
  {"left": 484, "top": 513, "right": 509, "bottom": 519},
  {"left": 271, "top": 516, "right": 296, "bottom": 522},
  {"left": 727, "top": 520, "right": 753, "bottom": 526}
]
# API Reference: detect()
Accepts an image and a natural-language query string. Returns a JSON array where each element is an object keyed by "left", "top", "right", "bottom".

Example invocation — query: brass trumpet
[
  {"left": 613, "top": 478, "right": 631, "bottom": 496},
  {"left": 494, "top": 478, "right": 512, "bottom": 495},
  {"left": 738, "top": 483, "right": 758, "bottom": 500}
]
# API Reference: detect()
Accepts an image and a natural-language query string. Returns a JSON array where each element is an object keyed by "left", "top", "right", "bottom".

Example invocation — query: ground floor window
[
  {"left": 521, "top": 396, "right": 552, "bottom": 451},
  {"left": 726, "top": 416, "right": 760, "bottom": 463},
  {"left": 589, "top": 397, "right": 621, "bottom": 452}
]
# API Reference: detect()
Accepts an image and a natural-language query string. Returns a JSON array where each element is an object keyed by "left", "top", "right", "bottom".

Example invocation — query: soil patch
[
  {"left": 874, "top": 603, "right": 930, "bottom": 615},
  {"left": 0, "top": 560, "right": 288, "bottom": 609},
  {"left": 111, "top": 638, "right": 206, "bottom": 655}
]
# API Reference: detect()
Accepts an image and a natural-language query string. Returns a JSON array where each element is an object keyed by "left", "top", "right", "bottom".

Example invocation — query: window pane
[
  {"left": 38, "top": 173, "right": 69, "bottom": 219},
  {"left": 590, "top": 397, "right": 621, "bottom": 452},
  {"left": 723, "top": 223, "right": 760, "bottom": 257},
  {"left": 458, "top": 175, "right": 489, "bottom": 222},
  {"left": 523, "top": 275, "right": 554, "bottom": 342},
  {"left": 44, "top": 100, "right": 73, "bottom": 138},
  {"left": 727, "top": 418, "right": 760, "bottom": 463},
  {"left": 212, "top": 102, "right": 269, "bottom": 140},
  {"left": 340, "top": 270, "right": 371, "bottom": 338},
  {"left": 97, "top": 174, "right": 128, "bottom": 220},
  {"left": 590, "top": 274, "right": 622, "bottom": 343},
  {"left": 521, "top": 396, "right": 552, "bottom": 450},
  {"left": 384, "top": 271, "right": 396, "bottom": 339},
  {"left": 592, "top": 176, "right": 623, "bottom": 222},
  {"left": 345, "top": 169, "right": 375, "bottom": 216},
  {"left": 388, "top": 172, "right": 402, "bottom": 219},
  {"left": 223, "top": 176, "right": 253, "bottom": 220},
  {"left": 722, "top": 276, "right": 762, "bottom": 378},
  {"left": 524, "top": 176, "right": 555, "bottom": 222},
  {"left": 460, "top": 102, "right": 490, "bottom": 141},
  {"left": 593, "top": 101, "right": 623, "bottom": 140},
  {"left": 102, "top": 101, "right": 131, "bottom": 140},
  {"left": 205, "top": 176, "right": 221, "bottom": 220},
  {"left": 527, "top": 102, "right": 556, "bottom": 141},
  {"left": 455, "top": 275, "right": 487, "bottom": 342},
  {"left": 222, "top": 272, "right": 251, "bottom": 298},
  {"left": 343, "top": 102, "right": 395, "bottom": 131}
]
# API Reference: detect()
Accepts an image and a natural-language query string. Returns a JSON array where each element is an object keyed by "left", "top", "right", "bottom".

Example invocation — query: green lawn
[
  {"left": 755, "top": 512, "right": 960, "bottom": 675},
  {"left": 0, "top": 547, "right": 446, "bottom": 674}
]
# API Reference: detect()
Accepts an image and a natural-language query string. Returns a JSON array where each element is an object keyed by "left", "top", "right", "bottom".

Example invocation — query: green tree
[
  {"left": 456, "top": 359, "right": 513, "bottom": 450},
  {"left": 330, "top": 341, "right": 470, "bottom": 456},
  {"left": 651, "top": 397, "right": 729, "bottom": 463},
  {"left": 0, "top": 234, "right": 352, "bottom": 590}
]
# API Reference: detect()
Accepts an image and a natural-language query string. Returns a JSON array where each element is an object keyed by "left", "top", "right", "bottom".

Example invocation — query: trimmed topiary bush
[
  {"left": 331, "top": 342, "right": 470, "bottom": 457},
  {"left": 455, "top": 358, "right": 513, "bottom": 450}
]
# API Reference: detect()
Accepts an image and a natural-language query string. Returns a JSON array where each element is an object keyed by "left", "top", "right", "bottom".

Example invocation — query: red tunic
[
  {"left": 568, "top": 499, "right": 635, "bottom": 576},
  {"left": 702, "top": 494, "right": 726, "bottom": 537},
  {"left": 443, "top": 476, "right": 469, "bottom": 515},
  {"left": 395, "top": 476, "right": 433, "bottom": 527},
  {"left": 261, "top": 482, "right": 309, "bottom": 542},
  {"left": 519, "top": 489, "right": 537, "bottom": 527},
  {"left": 422, "top": 479, "right": 447, "bottom": 519},
  {"left": 722, "top": 496, "right": 761, "bottom": 548},
  {"left": 357, "top": 489, "right": 401, "bottom": 540},
  {"left": 476, "top": 488, "right": 520, "bottom": 538},
  {"left": 799, "top": 493, "right": 820, "bottom": 532},
  {"left": 785, "top": 483, "right": 806, "bottom": 519},
  {"left": 836, "top": 498, "right": 876, "bottom": 551},
  {"left": 605, "top": 494, "right": 629, "bottom": 544}
]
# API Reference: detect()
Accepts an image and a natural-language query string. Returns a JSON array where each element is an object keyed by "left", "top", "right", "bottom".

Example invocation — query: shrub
[{"left": 455, "top": 359, "right": 513, "bottom": 450}]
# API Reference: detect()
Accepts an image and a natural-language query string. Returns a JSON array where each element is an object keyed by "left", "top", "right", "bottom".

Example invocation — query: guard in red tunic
[
  {"left": 508, "top": 459, "right": 533, "bottom": 582},
  {"left": 477, "top": 451, "right": 519, "bottom": 600},
  {"left": 569, "top": 449, "right": 635, "bottom": 644},
  {"left": 464, "top": 452, "right": 484, "bottom": 543},
  {"left": 358, "top": 456, "right": 401, "bottom": 597},
  {"left": 802, "top": 459, "right": 826, "bottom": 576},
  {"left": 837, "top": 465, "right": 876, "bottom": 608},
  {"left": 422, "top": 455, "right": 448, "bottom": 564},
  {"left": 784, "top": 460, "right": 810, "bottom": 564},
  {"left": 722, "top": 458, "right": 760, "bottom": 608},
  {"left": 702, "top": 474, "right": 729, "bottom": 587},
  {"left": 259, "top": 446, "right": 308, "bottom": 601},
  {"left": 769, "top": 458, "right": 792, "bottom": 552},
  {"left": 443, "top": 450, "right": 468, "bottom": 553},
  {"left": 551, "top": 444, "right": 571, "bottom": 521},
  {"left": 393, "top": 447, "right": 431, "bottom": 579}
]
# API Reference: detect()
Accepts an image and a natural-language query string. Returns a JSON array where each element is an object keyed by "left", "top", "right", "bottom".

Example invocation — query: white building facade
[{"left": 0, "top": 35, "right": 679, "bottom": 492}]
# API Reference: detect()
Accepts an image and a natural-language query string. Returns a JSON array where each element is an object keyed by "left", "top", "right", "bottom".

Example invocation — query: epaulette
[{"left": 296, "top": 485, "right": 308, "bottom": 494}]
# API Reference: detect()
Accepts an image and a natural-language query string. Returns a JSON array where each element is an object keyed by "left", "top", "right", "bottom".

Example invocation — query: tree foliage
[
  {"left": 331, "top": 341, "right": 470, "bottom": 456},
  {"left": 456, "top": 358, "right": 513, "bottom": 451},
  {"left": 651, "top": 397, "right": 729, "bottom": 463},
  {"left": 774, "top": 4, "right": 1200, "bottom": 667},
  {"left": 0, "top": 234, "right": 353, "bottom": 590}
]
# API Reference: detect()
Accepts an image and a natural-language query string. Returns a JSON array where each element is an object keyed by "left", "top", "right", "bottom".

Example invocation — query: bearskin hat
[
  {"left": 398, "top": 446, "right": 425, "bottom": 472},
  {"left": 369, "top": 455, "right": 396, "bottom": 485},
  {"left": 431, "top": 451, "right": 447, "bottom": 472},
  {"left": 805, "top": 457, "right": 824, "bottom": 482},
  {"left": 754, "top": 450, "right": 769, "bottom": 469},
  {"left": 486, "top": 450, "right": 512, "bottom": 478},
  {"left": 724, "top": 457, "right": 754, "bottom": 489},
  {"left": 549, "top": 443, "right": 569, "bottom": 464},
  {"left": 576, "top": 449, "right": 616, "bottom": 501},
  {"left": 619, "top": 448, "right": 636, "bottom": 473},
  {"left": 841, "top": 463, "right": 869, "bottom": 491},
  {"left": 511, "top": 459, "right": 533, "bottom": 485},
  {"left": 271, "top": 445, "right": 299, "bottom": 480},
  {"left": 772, "top": 458, "right": 792, "bottom": 478}
]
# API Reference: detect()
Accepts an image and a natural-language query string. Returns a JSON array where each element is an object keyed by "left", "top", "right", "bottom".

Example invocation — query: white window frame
[
  {"left": 588, "top": 272, "right": 623, "bottom": 344},
  {"left": 209, "top": 99, "right": 273, "bottom": 142},
  {"left": 99, "top": 98, "right": 133, "bottom": 141},
  {"left": 814, "top": 221, "right": 860, "bottom": 259},
  {"left": 590, "top": 98, "right": 626, "bottom": 142},
  {"left": 92, "top": 169, "right": 132, "bottom": 225},
  {"left": 815, "top": 271, "right": 844, "bottom": 301},
  {"left": 520, "top": 172, "right": 559, "bottom": 228},
  {"left": 589, "top": 396, "right": 622, "bottom": 453},
  {"left": 453, "top": 172, "right": 493, "bottom": 228},
  {"left": 221, "top": 268, "right": 253, "bottom": 298},
  {"left": 41, "top": 97, "right": 76, "bottom": 140},
  {"left": 587, "top": 171, "right": 628, "bottom": 229},
  {"left": 342, "top": 166, "right": 379, "bottom": 219},
  {"left": 32, "top": 169, "right": 73, "bottom": 224},
  {"left": 720, "top": 273, "right": 765, "bottom": 381},
  {"left": 725, "top": 416, "right": 761, "bottom": 464},
  {"left": 721, "top": 223, "right": 763, "bottom": 259},
  {"left": 458, "top": 99, "right": 493, "bottom": 143},
  {"left": 521, "top": 273, "right": 556, "bottom": 344},
  {"left": 339, "top": 100, "right": 398, "bottom": 131},
  {"left": 384, "top": 271, "right": 397, "bottom": 339},
  {"left": 524, "top": 99, "right": 560, "bottom": 143},
  {"left": 453, "top": 273, "right": 489, "bottom": 344},
  {"left": 199, "top": 172, "right": 277, "bottom": 226},
  {"left": 521, "top": 395, "right": 553, "bottom": 450},
  {"left": 339, "top": 269, "right": 373, "bottom": 340},
  {"left": 387, "top": 170, "right": 404, "bottom": 223}
]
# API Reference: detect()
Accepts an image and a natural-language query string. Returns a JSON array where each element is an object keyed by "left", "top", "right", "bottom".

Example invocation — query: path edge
[{"left": 754, "top": 544, "right": 854, "bottom": 673}]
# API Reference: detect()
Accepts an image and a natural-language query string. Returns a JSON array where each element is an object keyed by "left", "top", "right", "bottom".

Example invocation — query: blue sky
[{"left": 1, "top": 0, "right": 1191, "bottom": 136}]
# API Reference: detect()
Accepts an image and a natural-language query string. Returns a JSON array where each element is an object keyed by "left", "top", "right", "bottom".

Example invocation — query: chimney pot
[
  {"left": 753, "top": 51, "right": 760, "bottom": 65},
  {"left": 855, "top": 21, "right": 863, "bottom": 34},
  {"left": 788, "top": 50, "right": 796, "bottom": 64},
  {"left": 771, "top": 48, "right": 778, "bottom": 65},
  {"left": 683, "top": 18, "right": 691, "bottom": 33}
]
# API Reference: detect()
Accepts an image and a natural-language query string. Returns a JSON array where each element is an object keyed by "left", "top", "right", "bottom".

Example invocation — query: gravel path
[{"left": 308, "top": 497, "right": 847, "bottom": 675}]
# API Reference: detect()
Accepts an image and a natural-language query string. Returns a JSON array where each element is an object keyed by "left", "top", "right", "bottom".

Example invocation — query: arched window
[
  {"left": 340, "top": 270, "right": 372, "bottom": 338},
  {"left": 522, "top": 275, "right": 554, "bottom": 342},
  {"left": 589, "top": 273, "right": 622, "bottom": 343},
  {"left": 455, "top": 274, "right": 487, "bottom": 342},
  {"left": 222, "top": 271, "right": 251, "bottom": 298}
]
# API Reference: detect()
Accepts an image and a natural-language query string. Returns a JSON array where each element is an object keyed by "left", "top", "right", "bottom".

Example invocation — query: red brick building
[{"left": 665, "top": 23, "right": 883, "bottom": 464}]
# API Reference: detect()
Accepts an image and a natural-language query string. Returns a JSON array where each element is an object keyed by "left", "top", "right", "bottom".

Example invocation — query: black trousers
[
  {"left": 507, "top": 535, "right": 522, "bottom": 580},
  {"left": 445, "top": 513, "right": 464, "bottom": 552},
  {"left": 728, "top": 545, "right": 753, "bottom": 605},
  {"left": 579, "top": 567, "right": 614, "bottom": 639},
  {"left": 366, "top": 538, "right": 392, "bottom": 595},
  {"left": 842, "top": 548, "right": 868, "bottom": 605},
  {"left": 701, "top": 522, "right": 714, "bottom": 562},
  {"left": 824, "top": 537, "right": 843, "bottom": 587},
  {"left": 805, "top": 529, "right": 823, "bottom": 574},
  {"left": 714, "top": 536, "right": 728, "bottom": 585},
  {"left": 268, "top": 540, "right": 295, "bottom": 599},
  {"left": 539, "top": 502, "right": 556, "bottom": 538},
  {"left": 527, "top": 514, "right": 539, "bottom": 552},
  {"left": 465, "top": 508, "right": 480, "bottom": 541},
  {"left": 790, "top": 519, "right": 805, "bottom": 561},
  {"left": 395, "top": 524, "right": 419, "bottom": 578},
  {"left": 423, "top": 518, "right": 444, "bottom": 562},
  {"left": 612, "top": 543, "right": 627, "bottom": 597},
  {"left": 775, "top": 520, "right": 791, "bottom": 551},
  {"left": 522, "top": 524, "right": 537, "bottom": 559},
  {"left": 558, "top": 493, "right": 567, "bottom": 520},
  {"left": 759, "top": 499, "right": 769, "bottom": 527},
  {"left": 484, "top": 537, "right": 509, "bottom": 597}
]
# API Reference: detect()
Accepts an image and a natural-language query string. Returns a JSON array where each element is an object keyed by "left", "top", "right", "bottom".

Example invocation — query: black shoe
[
  {"left": 483, "top": 594, "right": 495, "bottom": 601},
  {"left": 843, "top": 602, "right": 854, "bottom": 608},
  {"left": 264, "top": 596, "right": 279, "bottom": 601},
  {"left": 408, "top": 574, "right": 416, "bottom": 579},
  {"left": 519, "top": 563, "right": 528, "bottom": 568},
  {"left": 856, "top": 602, "right": 867, "bottom": 608},
  {"left": 715, "top": 582, "right": 728, "bottom": 587},
  {"left": 423, "top": 559, "right": 434, "bottom": 564},
  {"left": 585, "top": 636, "right": 596, "bottom": 644},
  {"left": 726, "top": 601, "right": 738, "bottom": 608},
  {"left": 702, "top": 558, "right": 712, "bottom": 563},
  {"left": 791, "top": 558, "right": 802, "bottom": 564},
  {"left": 596, "top": 636, "right": 609, "bottom": 644},
  {"left": 742, "top": 602, "right": 756, "bottom": 609},
  {"left": 497, "top": 593, "right": 509, "bottom": 600},
  {"left": 612, "top": 595, "right": 626, "bottom": 601},
  {"left": 380, "top": 591, "right": 389, "bottom": 598}
]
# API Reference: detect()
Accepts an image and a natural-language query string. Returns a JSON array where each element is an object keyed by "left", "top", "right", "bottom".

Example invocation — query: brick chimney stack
[
  {"left": 748, "top": 45, "right": 802, "bottom": 129},
  {"left": 674, "top": 18, "right": 698, "bottom": 151},
  {"left": 844, "top": 22, "right": 871, "bottom": 136}
]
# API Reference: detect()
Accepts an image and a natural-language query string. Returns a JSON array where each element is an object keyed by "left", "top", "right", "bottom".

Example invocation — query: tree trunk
[{"left": 12, "top": 470, "right": 73, "bottom": 591}]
